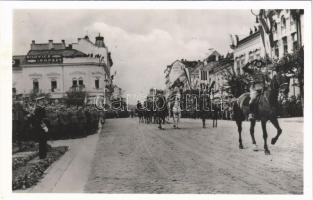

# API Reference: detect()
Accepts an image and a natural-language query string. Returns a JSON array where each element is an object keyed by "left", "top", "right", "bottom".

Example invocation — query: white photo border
[{"left": 0, "top": 1, "right": 311, "bottom": 200}]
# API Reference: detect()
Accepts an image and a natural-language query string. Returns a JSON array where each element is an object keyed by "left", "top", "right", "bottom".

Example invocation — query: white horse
[{"left": 172, "top": 93, "right": 181, "bottom": 129}]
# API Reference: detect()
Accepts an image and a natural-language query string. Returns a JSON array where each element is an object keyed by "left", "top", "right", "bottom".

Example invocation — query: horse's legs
[
  {"left": 236, "top": 120, "right": 243, "bottom": 149},
  {"left": 250, "top": 119, "right": 258, "bottom": 151},
  {"left": 202, "top": 118, "right": 206, "bottom": 128},
  {"left": 270, "top": 118, "right": 282, "bottom": 145},
  {"left": 172, "top": 116, "right": 176, "bottom": 128},
  {"left": 158, "top": 116, "right": 162, "bottom": 129},
  {"left": 261, "top": 120, "right": 270, "bottom": 155},
  {"left": 250, "top": 119, "right": 257, "bottom": 144}
]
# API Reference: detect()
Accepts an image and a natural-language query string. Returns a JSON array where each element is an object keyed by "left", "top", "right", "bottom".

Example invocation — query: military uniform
[{"left": 242, "top": 60, "right": 269, "bottom": 120}]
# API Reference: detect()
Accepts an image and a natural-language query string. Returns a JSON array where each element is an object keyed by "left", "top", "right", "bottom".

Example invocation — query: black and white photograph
[{"left": 0, "top": 1, "right": 312, "bottom": 199}]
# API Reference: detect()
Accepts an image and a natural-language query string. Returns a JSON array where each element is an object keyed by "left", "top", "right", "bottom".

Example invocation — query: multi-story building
[
  {"left": 270, "top": 9, "right": 304, "bottom": 59},
  {"left": 269, "top": 9, "right": 304, "bottom": 97},
  {"left": 206, "top": 53, "right": 234, "bottom": 110},
  {"left": 12, "top": 34, "right": 113, "bottom": 101},
  {"left": 231, "top": 27, "right": 266, "bottom": 75}
]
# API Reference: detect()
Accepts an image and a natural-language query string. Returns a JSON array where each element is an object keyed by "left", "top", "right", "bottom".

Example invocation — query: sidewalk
[{"left": 27, "top": 128, "right": 100, "bottom": 193}]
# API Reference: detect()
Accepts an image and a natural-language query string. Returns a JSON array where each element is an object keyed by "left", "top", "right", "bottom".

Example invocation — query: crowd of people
[
  {"left": 278, "top": 95, "right": 303, "bottom": 117},
  {"left": 13, "top": 98, "right": 104, "bottom": 143}
]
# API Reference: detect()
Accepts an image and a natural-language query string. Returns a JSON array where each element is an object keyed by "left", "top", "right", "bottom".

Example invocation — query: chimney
[
  {"left": 48, "top": 40, "right": 53, "bottom": 49},
  {"left": 31, "top": 40, "right": 35, "bottom": 50},
  {"left": 61, "top": 40, "right": 65, "bottom": 44},
  {"left": 78, "top": 38, "right": 81, "bottom": 42},
  {"left": 68, "top": 44, "right": 72, "bottom": 49},
  {"left": 95, "top": 33, "right": 105, "bottom": 47}
]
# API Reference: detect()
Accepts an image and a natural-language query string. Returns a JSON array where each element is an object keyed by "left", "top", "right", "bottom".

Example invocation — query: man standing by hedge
[{"left": 29, "top": 97, "right": 48, "bottom": 159}]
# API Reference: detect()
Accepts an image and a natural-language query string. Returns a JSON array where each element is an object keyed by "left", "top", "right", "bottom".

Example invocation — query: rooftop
[{"left": 236, "top": 30, "right": 260, "bottom": 47}]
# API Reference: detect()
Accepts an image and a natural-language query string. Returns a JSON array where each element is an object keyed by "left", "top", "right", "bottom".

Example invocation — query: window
[
  {"left": 273, "top": 22, "right": 278, "bottom": 33},
  {"left": 292, "top": 33, "right": 298, "bottom": 51},
  {"left": 281, "top": 16, "right": 286, "bottom": 34},
  {"left": 282, "top": 37, "right": 288, "bottom": 55},
  {"left": 95, "top": 79, "right": 99, "bottom": 89},
  {"left": 236, "top": 60, "right": 241, "bottom": 74},
  {"left": 201, "top": 70, "right": 207, "bottom": 81},
  {"left": 78, "top": 77, "right": 84, "bottom": 86},
  {"left": 72, "top": 78, "right": 77, "bottom": 87},
  {"left": 33, "top": 79, "right": 39, "bottom": 92},
  {"left": 274, "top": 41, "right": 279, "bottom": 58},
  {"left": 290, "top": 14, "right": 295, "bottom": 26},
  {"left": 51, "top": 80, "right": 57, "bottom": 92}
]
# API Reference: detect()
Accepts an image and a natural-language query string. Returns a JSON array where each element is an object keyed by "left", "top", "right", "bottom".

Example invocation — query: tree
[{"left": 274, "top": 46, "right": 304, "bottom": 107}]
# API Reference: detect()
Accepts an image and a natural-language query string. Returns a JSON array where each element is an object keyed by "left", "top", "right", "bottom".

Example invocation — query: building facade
[
  {"left": 231, "top": 28, "right": 266, "bottom": 75},
  {"left": 269, "top": 9, "right": 304, "bottom": 97},
  {"left": 12, "top": 35, "right": 113, "bottom": 101},
  {"left": 270, "top": 9, "right": 304, "bottom": 59}
]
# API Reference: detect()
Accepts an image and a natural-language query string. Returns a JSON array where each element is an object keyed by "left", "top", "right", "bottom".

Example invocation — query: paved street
[
  {"left": 28, "top": 131, "right": 100, "bottom": 193},
  {"left": 85, "top": 117, "right": 303, "bottom": 194}
]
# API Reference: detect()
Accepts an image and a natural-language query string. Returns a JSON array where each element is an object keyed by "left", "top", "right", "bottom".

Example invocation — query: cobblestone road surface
[{"left": 85, "top": 118, "right": 303, "bottom": 194}]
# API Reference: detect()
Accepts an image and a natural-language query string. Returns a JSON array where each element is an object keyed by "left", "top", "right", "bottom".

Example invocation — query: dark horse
[
  {"left": 155, "top": 93, "right": 168, "bottom": 129},
  {"left": 232, "top": 74, "right": 289, "bottom": 155}
]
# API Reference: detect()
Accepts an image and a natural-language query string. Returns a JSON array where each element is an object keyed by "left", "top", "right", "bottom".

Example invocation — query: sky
[{"left": 13, "top": 10, "right": 256, "bottom": 103}]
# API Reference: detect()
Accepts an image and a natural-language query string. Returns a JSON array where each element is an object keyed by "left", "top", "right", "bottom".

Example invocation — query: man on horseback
[
  {"left": 242, "top": 60, "right": 269, "bottom": 121},
  {"left": 155, "top": 90, "right": 167, "bottom": 129}
]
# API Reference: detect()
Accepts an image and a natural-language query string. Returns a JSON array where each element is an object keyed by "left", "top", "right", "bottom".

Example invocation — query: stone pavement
[
  {"left": 27, "top": 128, "right": 100, "bottom": 193},
  {"left": 85, "top": 118, "right": 303, "bottom": 194}
]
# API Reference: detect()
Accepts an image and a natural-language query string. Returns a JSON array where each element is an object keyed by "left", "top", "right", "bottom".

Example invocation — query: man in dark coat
[{"left": 29, "top": 97, "right": 48, "bottom": 159}]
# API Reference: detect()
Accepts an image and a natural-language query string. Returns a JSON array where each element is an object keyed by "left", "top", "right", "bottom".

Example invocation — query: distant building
[
  {"left": 164, "top": 51, "right": 225, "bottom": 93},
  {"left": 12, "top": 34, "right": 113, "bottom": 101},
  {"left": 164, "top": 59, "right": 200, "bottom": 93},
  {"left": 231, "top": 27, "right": 265, "bottom": 75}
]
